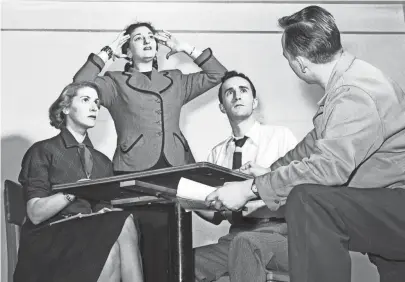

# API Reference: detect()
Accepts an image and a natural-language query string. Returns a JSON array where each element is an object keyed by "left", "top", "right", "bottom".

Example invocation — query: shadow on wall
[{"left": 1, "top": 135, "right": 32, "bottom": 282}]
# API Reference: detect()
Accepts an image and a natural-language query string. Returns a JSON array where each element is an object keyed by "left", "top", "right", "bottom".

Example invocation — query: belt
[{"left": 239, "top": 217, "right": 286, "bottom": 225}]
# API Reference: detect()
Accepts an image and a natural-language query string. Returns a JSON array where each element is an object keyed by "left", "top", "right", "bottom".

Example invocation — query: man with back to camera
[
  {"left": 194, "top": 70, "right": 297, "bottom": 282},
  {"left": 206, "top": 6, "right": 405, "bottom": 282}
]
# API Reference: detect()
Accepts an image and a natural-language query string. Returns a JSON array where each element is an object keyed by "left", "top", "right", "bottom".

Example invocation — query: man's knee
[
  {"left": 286, "top": 184, "right": 325, "bottom": 220},
  {"left": 229, "top": 233, "right": 258, "bottom": 255}
]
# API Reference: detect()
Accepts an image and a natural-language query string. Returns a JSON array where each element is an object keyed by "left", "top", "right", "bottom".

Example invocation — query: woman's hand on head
[
  {"left": 154, "top": 30, "right": 193, "bottom": 59},
  {"left": 109, "top": 31, "right": 130, "bottom": 60}
]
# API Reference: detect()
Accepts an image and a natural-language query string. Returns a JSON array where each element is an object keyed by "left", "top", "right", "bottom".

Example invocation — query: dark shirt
[
  {"left": 142, "top": 71, "right": 152, "bottom": 80},
  {"left": 19, "top": 128, "right": 113, "bottom": 225}
]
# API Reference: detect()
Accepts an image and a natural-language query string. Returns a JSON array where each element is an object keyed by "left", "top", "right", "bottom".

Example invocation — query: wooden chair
[{"left": 4, "top": 180, "right": 26, "bottom": 282}]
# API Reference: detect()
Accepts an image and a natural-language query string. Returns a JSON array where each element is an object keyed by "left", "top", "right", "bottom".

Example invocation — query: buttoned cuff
[
  {"left": 255, "top": 174, "right": 286, "bottom": 211},
  {"left": 88, "top": 53, "right": 106, "bottom": 72},
  {"left": 194, "top": 48, "right": 213, "bottom": 67}
]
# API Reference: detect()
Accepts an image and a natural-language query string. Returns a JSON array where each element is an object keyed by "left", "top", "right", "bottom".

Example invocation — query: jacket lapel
[{"left": 151, "top": 69, "right": 173, "bottom": 94}]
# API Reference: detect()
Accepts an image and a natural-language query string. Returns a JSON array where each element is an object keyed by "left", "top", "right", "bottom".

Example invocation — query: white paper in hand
[{"left": 176, "top": 178, "right": 217, "bottom": 211}]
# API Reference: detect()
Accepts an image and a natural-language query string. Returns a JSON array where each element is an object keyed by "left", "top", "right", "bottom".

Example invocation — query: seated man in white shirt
[{"left": 194, "top": 71, "right": 297, "bottom": 282}]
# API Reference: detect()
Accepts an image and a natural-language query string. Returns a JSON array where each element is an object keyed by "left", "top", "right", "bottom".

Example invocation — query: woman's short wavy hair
[
  {"left": 49, "top": 81, "right": 100, "bottom": 129},
  {"left": 279, "top": 5, "right": 342, "bottom": 64}
]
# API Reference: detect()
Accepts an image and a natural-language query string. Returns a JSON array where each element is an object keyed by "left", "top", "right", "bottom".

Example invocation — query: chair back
[{"left": 4, "top": 180, "right": 26, "bottom": 225}]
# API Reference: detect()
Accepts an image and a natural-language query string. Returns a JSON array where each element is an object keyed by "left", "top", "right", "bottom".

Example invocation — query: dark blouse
[
  {"left": 19, "top": 128, "right": 113, "bottom": 226},
  {"left": 142, "top": 71, "right": 152, "bottom": 80}
]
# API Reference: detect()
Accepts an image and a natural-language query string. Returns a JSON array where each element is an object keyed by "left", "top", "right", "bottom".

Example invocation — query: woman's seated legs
[
  {"left": 98, "top": 214, "right": 143, "bottom": 282},
  {"left": 117, "top": 214, "right": 144, "bottom": 282},
  {"left": 98, "top": 242, "right": 121, "bottom": 282}
]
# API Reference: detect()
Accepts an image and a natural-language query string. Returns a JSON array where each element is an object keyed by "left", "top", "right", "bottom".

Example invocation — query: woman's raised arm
[{"left": 73, "top": 32, "right": 129, "bottom": 108}]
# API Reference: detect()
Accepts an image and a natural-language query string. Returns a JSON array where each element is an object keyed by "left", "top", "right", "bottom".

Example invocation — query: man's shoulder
[{"left": 334, "top": 58, "right": 394, "bottom": 97}]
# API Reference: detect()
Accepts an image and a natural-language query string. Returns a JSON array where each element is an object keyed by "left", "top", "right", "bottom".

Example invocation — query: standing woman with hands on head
[{"left": 74, "top": 22, "right": 227, "bottom": 174}]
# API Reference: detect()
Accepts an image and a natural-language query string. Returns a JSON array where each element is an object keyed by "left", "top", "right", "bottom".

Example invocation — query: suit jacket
[
  {"left": 74, "top": 48, "right": 227, "bottom": 172},
  {"left": 256, "top": 52, "right": 405, "bottom": 211}
]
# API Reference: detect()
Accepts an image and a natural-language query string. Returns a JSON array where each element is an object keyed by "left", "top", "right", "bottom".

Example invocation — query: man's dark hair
[
  {"left": 279, "top": 5, "right": 342, "bottom": 64},
  {"left": 218, "top": 71, "right": 257, "bottom": 104}
]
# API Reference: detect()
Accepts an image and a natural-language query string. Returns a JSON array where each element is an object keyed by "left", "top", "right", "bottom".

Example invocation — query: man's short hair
[
  {"left": 279, "top": 5, "right": 342, "bottom": 64},
  {"left": 218, "top": 71, "right": 257, "bottom": 104}
]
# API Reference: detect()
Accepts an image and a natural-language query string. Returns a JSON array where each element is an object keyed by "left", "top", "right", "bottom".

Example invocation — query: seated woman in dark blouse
[{"left": 14, "top": 81, "right": 143, "bottom": 282}]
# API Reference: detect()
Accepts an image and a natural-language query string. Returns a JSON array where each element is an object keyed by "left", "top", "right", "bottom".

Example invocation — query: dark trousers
[{"left": 285, "top": 184, "right": 405, "bottom": 282}]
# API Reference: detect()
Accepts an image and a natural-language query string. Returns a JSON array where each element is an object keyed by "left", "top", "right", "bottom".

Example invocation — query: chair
[{"left": 4, "top": 180, "right": 26, "bottom": 282}]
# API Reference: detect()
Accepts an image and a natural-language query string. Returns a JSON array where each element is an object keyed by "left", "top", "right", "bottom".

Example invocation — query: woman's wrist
[
  {"left": 97, "top": 51, "right": 110, "bottom": 63},
  {"left": 97, "top": 45, "right": 113, "bottom": 63},
  {"left": 184, "top": 45, "right": 202, "bottom": 59}
]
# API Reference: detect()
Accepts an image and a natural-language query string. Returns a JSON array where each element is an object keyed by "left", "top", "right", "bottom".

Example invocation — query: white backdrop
[{"left": 2, "top": 1, "right": 405, "bottom": 281}]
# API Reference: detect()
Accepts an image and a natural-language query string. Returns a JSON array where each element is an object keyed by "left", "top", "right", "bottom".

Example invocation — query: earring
[
  {"left": 152, "top": 56, "right": 159, "bottom": 70},
  {"left": 302, "top": 67, "right": 307, "bottom": 73}
]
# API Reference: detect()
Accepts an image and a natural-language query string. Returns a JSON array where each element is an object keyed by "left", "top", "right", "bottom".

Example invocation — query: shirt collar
[
  {"left": 317, "top": 51, "right": 356, "bottom": 106},
  {"left": 60, "top": 127, "right": 94, "bottom": 148},
  {"left": 230, "top": 121, "right": 261, "bottom": 146}
]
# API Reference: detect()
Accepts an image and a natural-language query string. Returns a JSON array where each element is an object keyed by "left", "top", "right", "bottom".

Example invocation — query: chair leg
[{"left": 5, "top": 223, "right": 19, "bottom": 282}]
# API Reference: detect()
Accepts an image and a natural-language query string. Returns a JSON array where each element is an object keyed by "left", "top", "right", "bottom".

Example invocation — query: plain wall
[{"left": 2, "top": 1, "right": 405, "bottom": 281}]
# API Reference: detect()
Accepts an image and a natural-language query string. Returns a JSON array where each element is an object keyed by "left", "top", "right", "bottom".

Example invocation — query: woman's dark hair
[
  {"left": 49, "top": 81, "right": 100, "bottom": 129},
  {"left": 218, "top": 71, "right": 257, "bottom": 104},
  {"left": 122, "top": 22, "right": 159, "bottom": 70},
  {"left": 279, "top": 5, "right": 342, "bottom": 64}
]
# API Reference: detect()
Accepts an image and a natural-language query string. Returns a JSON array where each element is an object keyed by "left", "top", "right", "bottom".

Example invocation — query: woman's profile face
[
  {"left": 128, "top": 26, "right": 157, "bottom": 63},
  {"left": 65, "top": 87, "right": 100, "bottom": 130}
]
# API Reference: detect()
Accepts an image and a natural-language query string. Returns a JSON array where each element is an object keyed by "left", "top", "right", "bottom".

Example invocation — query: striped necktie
[{"left": 78, "top": 143, "right": 93, "bottom": 179}]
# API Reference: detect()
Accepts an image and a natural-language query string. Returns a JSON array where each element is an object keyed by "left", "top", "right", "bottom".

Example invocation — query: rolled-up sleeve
[
  {"left": 257, "top": 87, "right": 384, "bottom": 210},
  {"left": 181, "top": 48, "right": 227, "bottom": 104},
  {"left": 18, "top": 144, "right": 52, "bottom": 201}
]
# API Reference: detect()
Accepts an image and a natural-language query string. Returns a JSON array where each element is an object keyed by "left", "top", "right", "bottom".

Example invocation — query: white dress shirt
[{"left": 208, "top": 121, "right": 297, "bottom": 169}]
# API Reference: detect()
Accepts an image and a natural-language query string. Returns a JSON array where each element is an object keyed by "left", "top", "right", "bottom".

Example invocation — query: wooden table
[{"left": 53, "top": 162, "right": 251, "bottom": 282}]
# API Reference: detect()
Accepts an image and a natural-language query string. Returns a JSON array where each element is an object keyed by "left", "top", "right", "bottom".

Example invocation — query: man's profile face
[{"left": 220, "top": 76, "right": 257, "bottom": 120}]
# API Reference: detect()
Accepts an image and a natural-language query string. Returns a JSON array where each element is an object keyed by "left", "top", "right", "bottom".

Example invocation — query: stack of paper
[{"left": 176, "top": 178, "right": 283, "bottom": 218}]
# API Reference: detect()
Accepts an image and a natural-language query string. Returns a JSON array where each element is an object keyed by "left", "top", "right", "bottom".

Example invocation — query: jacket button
[
  {"left": 155, "top": 110, "right": 162, "bottom": 114},
  {"left": 157, "top": 132, "right": 162, "bottom": 136},
  {"left": 156, "top": 120, "right": 161, "bottom": 125},
  {"left": 156, "top": 99, "right": 161, "bottom": 103}
]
